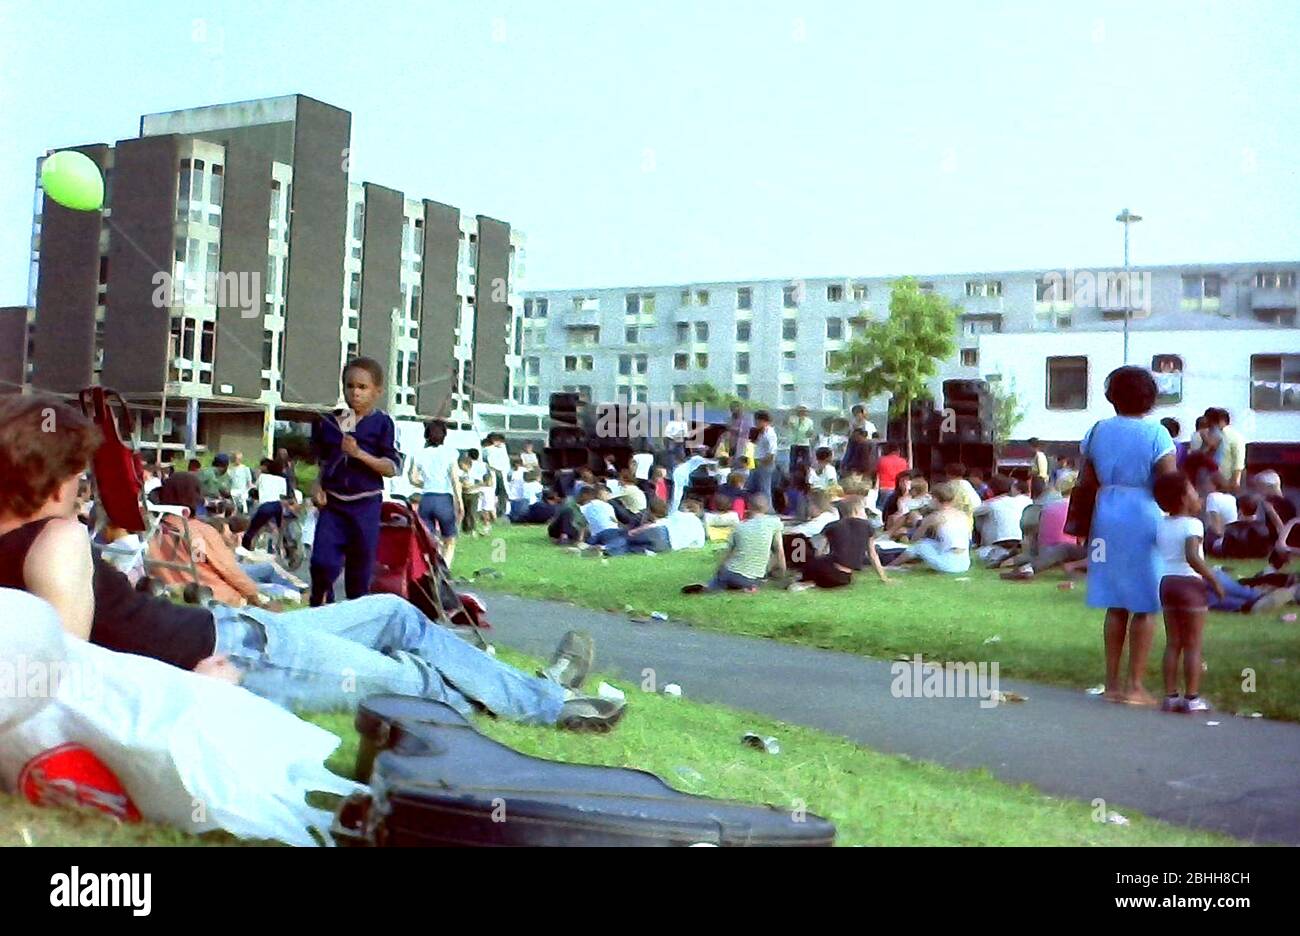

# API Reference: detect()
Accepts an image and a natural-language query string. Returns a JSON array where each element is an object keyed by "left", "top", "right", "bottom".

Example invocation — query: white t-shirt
[
  {"left": 671, "top": 455, "right": 714, "bottom": 513},
  {"left": 1159, "top": 515, "right": 1204, "bottom": 579},
  {"left": 974, "top": 494, "right": 1031, "bottom": 544},
  {"left": 256, "top": 473, "right": 288, "bottom": 505},
  {"left": 522, "top": 480, "right": 544, "bottom": 504},
  {"left": 228, "top": 464, "right": 253, "bottom": 494},
  {"left": 520, "top": 450, "right": 540, "bottom": 471},
  {"left": 581, "top": 500, "right": 620, "bottom": 536},
  {"left": 467, "top": 460, "right": 489, "bottom": 486},
  {"left": 506, "top": 467, "right": 528, "bottom": 501},
  {"left": 936, "top": 512, "right": 974, "bottom": 552},
  {"left": 413, "top": 444, "right": 459, "bottom": 495},
  {"left": 808, "top": 463, "right": 839, "bottom": 490},
  {"left": 790, "top": 510, "right": 839, "bottom": 537},
  {"left": 754, "top": 425, "right": 778, "bottom": 462},
  {"left": 664, "top": 419, "right": 688, "bottom": 443},
  {"left": 1205, "top": 491, "right": 1239, "bottom": 525},
  {"left": 484, "top": 443, "right": 511, "bottom": 475},
  {"left": 632, "top": 452, "right": 655, "bottom": 480},
  {"left": 663, "top": 511, "right": 706, "bottom": 550}
]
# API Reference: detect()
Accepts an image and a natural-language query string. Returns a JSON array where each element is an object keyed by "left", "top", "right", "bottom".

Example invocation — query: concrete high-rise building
[
  {"left": 6, "top": 95, "right": 525, "bottom": 456},
  {"left": 520, "top": 264, "right": 1300, "bottom": 443}
]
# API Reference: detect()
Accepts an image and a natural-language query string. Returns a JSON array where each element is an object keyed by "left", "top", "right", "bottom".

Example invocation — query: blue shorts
[{"left": 419, "top": 492, "right": 458, "bottom": 538}]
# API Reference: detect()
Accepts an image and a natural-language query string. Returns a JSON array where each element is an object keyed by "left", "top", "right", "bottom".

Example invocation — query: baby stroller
[
  {"left": 371, "top": 500, "right": 490, "bottom": 648},
  {"left": 77, "top": 386, "right": 211, "bottom": 606}
]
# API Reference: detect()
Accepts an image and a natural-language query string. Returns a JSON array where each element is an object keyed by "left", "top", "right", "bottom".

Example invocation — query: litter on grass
[
  {"left": 983, "top": 635, "right": 1002, "bottom": 644},
  {"left": 989, "top": 690, "right": 1028, "bottom": 704},
  {"left": 1206, "top": 721, "right": 1221, "bottom": 727},
  {"left": 662, "top": 683, "right": 683, "bottom": 698},
  {"left": 741, "top": 733, "right": 781, "bottom": 755},
  {"left": 597, "top": 682, "right": 626, "bottom": 703},
  {"left": 651, "top": 611, "right": 669, "bottom": 621},
  {"left": 1086, "top": 685, "right": 1106, "bottom": 695},
  {"left": 1283, "top": 613, "right": 1297, "bottom": 623},
  {"left": 1105, "top": 812, "right": 1130, "bottom": 826}
]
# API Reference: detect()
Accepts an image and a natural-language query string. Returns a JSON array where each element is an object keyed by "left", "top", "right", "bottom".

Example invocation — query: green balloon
[{"left": 41, "top": 150, "right": 104, "bottom": 212}]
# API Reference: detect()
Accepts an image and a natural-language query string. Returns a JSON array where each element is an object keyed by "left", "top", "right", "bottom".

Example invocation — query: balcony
[
  {"left": 960, "top": 312, "right": 1002, "bottom": 336},
  {"left": 1252, "top": 287, "right": 1298, "bottom": 322},
  {"left": 566, "top": 304, "right": 601, "bottom": 326}
]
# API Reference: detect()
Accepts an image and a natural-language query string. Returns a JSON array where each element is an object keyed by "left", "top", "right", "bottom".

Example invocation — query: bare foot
[
  {"left": 1103, "top": 689, "right": 1126, "bottom": 703},
  {"left": 1124, "top": 688, "right": 1159, "bottom": 707}
]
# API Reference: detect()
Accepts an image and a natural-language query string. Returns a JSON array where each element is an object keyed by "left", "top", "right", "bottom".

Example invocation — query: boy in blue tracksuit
[{"left": 309, "top": 357, "right": 401, "bottom": 606}]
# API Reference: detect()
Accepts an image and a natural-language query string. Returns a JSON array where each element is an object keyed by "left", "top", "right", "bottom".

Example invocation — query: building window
[
  {"left": 852, "top": 284, "right": 868, "bottom": 301},
  {"left": 674, "top": 385, "right": 689, "bottom": 402},
  {"left": 783, "top": 285, "right": 799, "bottom": 308},
  {"left": 625, "top": 294, "right": 640, "bottom": 315},
  {"left": 523, "top": 298, "right": 534, "bottom": 318},
  {"left": 694, "top": 322, "right": 709, "bottom": 342},
  {"left": 1036, "top": 277, "right": 1063, "bottom": 302},
  {"left": 696, "top": 289, "right": 709, "bottom": 305},
  {"left": 269, "top": 179, "right": 281, "bottom": 222},
  {"left": 782, "top": 319, "right": 797, "bottom": 341},
  {"left": 965, "top": 280, "right": 1003, "bottom": 297},
  {"left": 1046, "top": 356, "right": 1088, "bottom": 410},
  {"left": 625, "top": 326, "right": 638, "bottom": 344},
  {"left": 1255, "top": 271, "right": 1297, "bottom": 290},
  {"left": 825, "top": 350, "right": 839, "bottom": 369},
  {"left": 736, "top": 321, "right": 751, "bottom": 342},
  {"left": 1151, "top": 354, "right": 1183, "bottom": 405},
  {"left": 618, "top": 354, "right": 632, "bottom": 376},
  {"left": 695, "top": 352, "right": 709, "bottom": 369},
  {"left": 676, "top": 322, "right": 690, "bottom": 343},
  {"left": 348, "top": 272, "right": 360, "bottom": 310},
  {"left": 565, "top": 355, "right": 577, "bottom": 372},
  {"left": 962, "top": 317, "right": 1000, "bottom": 337},
  {"left": 680, "top": 289, "right": 691, "bottom": 305},
  {"left": 826, "top": 318, "right": 842, "bottom": 340},
  {"left": 636, "top": 354, "right": 648, "bottom": 374},
  {"left": 409, "top": 284, "right": 422, "bottom": 319},
  {"left": 1250, "top": 354, "right": 1300, "bottom": 411},
  {"left": 960, "top": 348, "right": 978, "bottom": 367},
  {"left": 567, "top": 325, "right": 600, "bottom": 346},
  {"left": 178, "top": 159, "right": 192, "bottom": 216},
  {"left": 737, "top": 287, "right": 752, "bottom": 310},
  {"left": 781, "top": 384, "right": 796, "bottom": 406},
  {"left": 674, "top": 353, "right": 688, "bottom": 370},
  {"left": 210, "top": 165, "right": 223, "bottom": 207},
  {"left": 641, "top": 294, "right": 656, "bottom": 315},
  {"left": 536, "top": 298, "right": 549, "bottom": 317},
  {"left": 736, "top": 352, "right": 749, "bottom": 374},
  {"left": 782, "top": 350, "right": 796, "bottom": 368},
  {"left": 827, "top": 284, "right": 844, "bottom": 302},
  {"left": 352, "top": 202, "right": 364, "bottom": 241},
  {"left": 736, "top": 384, "right": 750, "bottom": 400},
  {"left": 527, "top": 386, "right": 540, "bottom": 405},
  {"left": 573, "top": 296, "right": 598, "bottom": 313}
]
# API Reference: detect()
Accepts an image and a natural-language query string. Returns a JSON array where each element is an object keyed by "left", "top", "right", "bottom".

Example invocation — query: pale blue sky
[{"left": 1, "top": 0, "right": 1297, "bottom": 304}]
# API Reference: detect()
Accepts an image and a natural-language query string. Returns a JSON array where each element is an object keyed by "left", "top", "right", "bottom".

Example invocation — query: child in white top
[{"left": 1153, "top": 472, "right": 1225, "bottom": 714}]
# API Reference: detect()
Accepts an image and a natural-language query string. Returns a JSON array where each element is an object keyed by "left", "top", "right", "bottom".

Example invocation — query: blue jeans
[
  {"left": 706, "top": 566, "right": 763, "bottom": 590},
  {"left": 241, "top": 560, "right": 302, "bottom": 591},
  {"left": 590, "top": 527, "right": 631, "bottom": 556},
  {"left": 1207, "top": 568, "right": 1261, "bottom": 613},
  {"left": 211, "top": 595, "right": 565, "bottom": 724},
  {"left": 905, "top": 540, "right": 971, "bottom": 574},
  {"left": 628, "top": 525, "right": 671, "bottom": 553},
  {"left": 746, "top": 464, "right": 774, "bottom": 504}
]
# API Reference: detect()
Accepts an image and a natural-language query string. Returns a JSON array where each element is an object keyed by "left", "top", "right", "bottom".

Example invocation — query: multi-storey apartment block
[
  {"left": 521, "top": 263, "right": 1300, "bottom": 443},
  {"left": 5, "top": 95, "right": 524, "bottom": 457}
]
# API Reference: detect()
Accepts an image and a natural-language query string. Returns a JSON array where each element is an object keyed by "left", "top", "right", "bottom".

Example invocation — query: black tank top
[{"left": 0, "top": 519, "right": 216, "bottom": 670}]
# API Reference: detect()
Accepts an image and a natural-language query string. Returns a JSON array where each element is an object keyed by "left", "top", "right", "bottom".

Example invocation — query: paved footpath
[{"left": 478, "top": 592, "right": 1300, "bottom": 845}]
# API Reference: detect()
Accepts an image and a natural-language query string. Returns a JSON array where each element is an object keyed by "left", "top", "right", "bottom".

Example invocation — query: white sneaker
[{"left": 1185, "top": 696, "right": 1212, "bottom": 713}]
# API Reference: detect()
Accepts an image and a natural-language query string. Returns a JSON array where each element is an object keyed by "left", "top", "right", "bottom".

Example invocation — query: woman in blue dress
[{"left": 1080, "top": 366, "right": 1176, "bottom": 705}]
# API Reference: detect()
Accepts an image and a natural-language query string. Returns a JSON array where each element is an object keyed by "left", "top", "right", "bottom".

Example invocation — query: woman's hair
[
  {"left": 467, "top": 448, "right": 480, "bottom": 460},
  {"left": 1104, "top": 365, "right": 1158, "bottom": 416},
  {"left": 157, "top": 472, "right": 203, "bottom": 513},
  {"left": 0, "top": 396, "right": 100, "bottom": 519},
  {"left": 727, "top": 471, "right": 745, "bottom": 487},
  {"left": 228, "top": 515, "right": 250, "bottom": 534},
  {"left": 808, "top": 489, "right": 832, "bottom": 514},
  {"left": 909, "top": 477, "right": 929, "bottom": 497},
  {"left": 1153, "top": 471, "right": 1191, "bottom": 513},
  {"left": 647, "top": 497, "right": 669, "bottom": 519},
  {"left": 944, "top": 462, "right": 966, "bottom": 479},
  {"left": 931, "top": 481, "right": 956, "bottom": 504},
  {"left": 1160, "top": 417, "right": 1181, "bottom": 439},
  {"left": 343, "top": 356, "right": 384, "bottom": 387},
  {"left": 815, "top": 447, "right": 833, "bottom": 461},
  {"left": 425, "top": 419, "right": 448, "bottom": 447},
  {"left": 710, "top": 493, "right": 733, "bottom": 512},
  {"left": 1236, "top": 493, "right": 1259, "bottom": 516}
]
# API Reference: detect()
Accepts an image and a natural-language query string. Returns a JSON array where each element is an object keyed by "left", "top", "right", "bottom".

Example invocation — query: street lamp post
[{"left": 1115, "top": 208, "right": 1143, "bottom": 364}]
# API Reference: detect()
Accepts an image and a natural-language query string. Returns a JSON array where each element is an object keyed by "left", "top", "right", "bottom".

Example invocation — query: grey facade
[
  {"left": 358, "top": 182, "right": 402, "bottom": 378},
  {"left": 519, "top": 263, "right": 1300, "bottom": 424},
  {"left": 417, "top": 200, "right": 461, "bottom": 416},
  {"left": 472, "top": 215, "right": 511, "bottom": 405}
]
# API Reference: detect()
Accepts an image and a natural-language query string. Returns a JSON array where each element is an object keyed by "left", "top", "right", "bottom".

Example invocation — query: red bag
[
  {"left": 19, "top": 743, "right": 142, "bottom": 823},
  {"left": 79, "top": 387, "right": 148, "bottom": 533}
]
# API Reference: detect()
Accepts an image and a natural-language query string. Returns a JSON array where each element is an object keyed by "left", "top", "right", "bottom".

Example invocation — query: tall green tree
[
  {"left": 988, "top": 376, "right": 1026, "bottom": 456},
  {"left": 675, "top": 381, "right": 768, "bottom": 412},
  {"left": 827, "top": 278, "right": 958, "bottom": 463}
]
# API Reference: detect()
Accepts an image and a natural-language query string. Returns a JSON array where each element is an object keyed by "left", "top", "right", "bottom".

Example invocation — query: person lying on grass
[
  {"left": 682, "top": 494, "right": 785, "bottom": 593},
  {"left": 0, "top": 395, "right": 626, "bottom": 733}
]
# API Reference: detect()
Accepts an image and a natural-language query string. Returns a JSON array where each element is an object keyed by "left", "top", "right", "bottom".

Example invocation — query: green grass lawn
[
  {"left": 452, "top": 526, "right": 1300, "bottom": 722},
  {"left": 0, "top": 645, "right": 1237, "bottom": 847}
]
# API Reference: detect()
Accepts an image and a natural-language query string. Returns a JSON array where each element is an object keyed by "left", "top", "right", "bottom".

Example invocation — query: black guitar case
[{"left": 332, "top": 695, "right": 836, "bottom": 847}]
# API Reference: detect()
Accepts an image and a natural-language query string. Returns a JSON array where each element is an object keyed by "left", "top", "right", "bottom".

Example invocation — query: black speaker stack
[
  {"left": 884, "top": 383, "right": 996, "bottom": 478},
  {"left": 545, "top": 391, "right": 593, "bottom": 472}
]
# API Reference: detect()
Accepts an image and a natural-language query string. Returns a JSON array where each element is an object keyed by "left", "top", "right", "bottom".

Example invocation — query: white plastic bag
[{"left": 0, "top": 589, "right": 363, "bottom": 845}]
